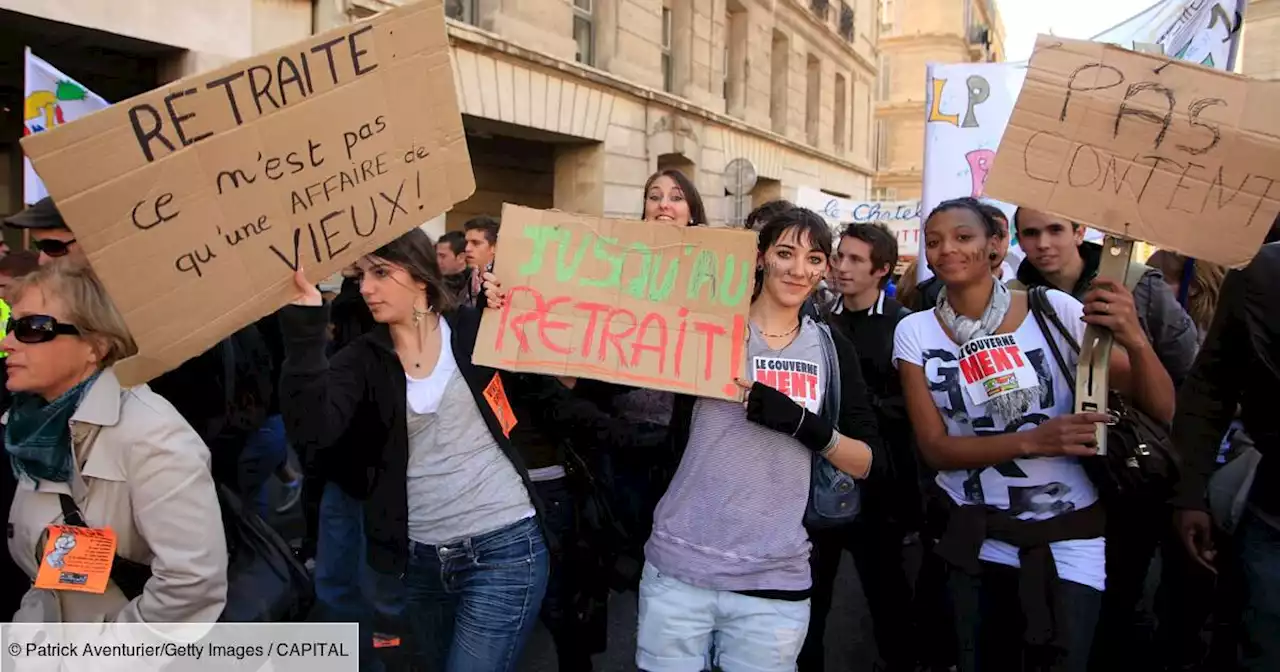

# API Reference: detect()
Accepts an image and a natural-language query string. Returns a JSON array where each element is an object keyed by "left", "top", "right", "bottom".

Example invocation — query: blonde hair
[
  {"left": 9, "top": 259, "right": 137, "bottom": 366},
  {"left": 1146, "top": 250, "right": 1226, "bottom": 335}
]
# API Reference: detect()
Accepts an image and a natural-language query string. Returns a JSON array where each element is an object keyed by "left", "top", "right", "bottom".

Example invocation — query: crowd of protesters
[{"left": 0, "top": 168, "right": 1275, "bottom": 672}]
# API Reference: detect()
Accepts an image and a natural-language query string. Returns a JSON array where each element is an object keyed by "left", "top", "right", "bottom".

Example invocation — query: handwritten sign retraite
[
  {"left": 19, "top": 0, "right": 475, "bottom": 385},
  {"left": 984, "top": 35, "right": 1280, "bottom": 269},
  {"left": 475, "top": 204, "right": 757, "bottom": 401}
]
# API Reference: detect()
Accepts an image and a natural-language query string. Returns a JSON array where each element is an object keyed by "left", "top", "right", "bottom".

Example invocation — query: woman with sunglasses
[
  {"left": 893, "top": 198, "right": 1174, "bottom": 671},
  {"left": 4, "top": 259, "right": 227, "bottom": 622}
]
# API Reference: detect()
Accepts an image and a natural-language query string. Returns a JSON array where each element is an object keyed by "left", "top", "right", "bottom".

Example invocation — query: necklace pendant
[{"left": 414, "top": 363, "right": 421, "bottom": 368}]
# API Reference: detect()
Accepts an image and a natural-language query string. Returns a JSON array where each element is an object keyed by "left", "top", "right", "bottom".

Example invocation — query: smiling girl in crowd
[
  {"left": 635, "top": 206, "right": 883, "bottom": 672},
  {"left": 893, "top": 198, "right": 1174, "bottom": 672}
]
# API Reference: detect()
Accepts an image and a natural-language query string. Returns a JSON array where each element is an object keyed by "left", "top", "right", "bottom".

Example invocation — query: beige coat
[{"left": 7, "top": 369, "right": 228, "bottom": 623}]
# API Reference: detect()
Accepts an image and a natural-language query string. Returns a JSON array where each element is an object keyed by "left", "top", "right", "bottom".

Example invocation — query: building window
[
  {"left": 875, "top": 119, "right": 888, "bottom": 169},
  {"left": 877, "top": 55, "right": 891, "bottom": 101},
  {"left": 839, "top": 3, "right": 854, "bottom": 42},
  {"left": 662, "top": 6, "right": 674, "bottom": 92},
  {"left": 810, "top": 0, "right": 830, "bottom": 21},
  {"left": 871, "top": 186, "right": 897, "bottom": 200},
  {"left": 806, "top": 54, "right": 820, "bottom": 146},
  {"left": 880, "top": 0, "right": 895, "bottom": 36},
  {"left": 725, "top": 2, "right": 747, "bottom": 118},
  {"left": 834, "top": 73, "right": 847, "bottom": 153},
  {"left": 573, "top": 0, "right": 594, "bottom": 66},
  {"left": 770, "top": 30, "right": 789, "bottom": 134},
  {"left": 445, "top": 0, "right": 477, "bottom": 24}
]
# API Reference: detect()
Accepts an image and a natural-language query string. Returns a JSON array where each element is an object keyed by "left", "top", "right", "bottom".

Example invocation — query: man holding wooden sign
[{"left": 19, "top": 0, "right": 476, "bottom": 387}]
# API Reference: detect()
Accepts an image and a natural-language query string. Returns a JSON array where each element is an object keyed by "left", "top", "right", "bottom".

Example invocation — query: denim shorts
[{"left": 636, "top": 562, "right": 810, "bottom": 672}]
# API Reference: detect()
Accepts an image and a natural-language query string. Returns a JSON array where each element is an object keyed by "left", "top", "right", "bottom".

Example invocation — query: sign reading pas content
[
  {"left": 984, "top": 35, "right": 1280, "bottom": 269},
  {"left": 19, "top": 0, "right": 475, "bottom": 386},
  {"left": 475, "top": 204, "right": 756, "bottom": 401}
]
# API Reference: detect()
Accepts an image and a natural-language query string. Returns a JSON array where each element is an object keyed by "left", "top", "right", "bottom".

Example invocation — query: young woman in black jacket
[{"left": 280, "top": 229, "right": 636, "bottom": 672}]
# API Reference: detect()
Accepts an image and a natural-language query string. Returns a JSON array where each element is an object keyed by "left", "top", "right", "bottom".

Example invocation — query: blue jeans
[
  {"left": 405, "top": 516, "right": 549, "bottom": 672},
  {"left": 1239, "top": 511, "right": 1280, "bottom": 671},
  {"left": 238, "top": 414, "right": 287, "bottom": 518},
  {"left": 314, "top": 482, "right": 407, "bottom": 672}
]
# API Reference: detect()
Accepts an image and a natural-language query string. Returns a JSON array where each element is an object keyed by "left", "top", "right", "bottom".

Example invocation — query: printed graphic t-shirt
[
  {"left": 644, "top": 318, "right": 825, "bottom": 592},
  {"left": 892, "top": 289, "right": 1105, "bottom": 590}
]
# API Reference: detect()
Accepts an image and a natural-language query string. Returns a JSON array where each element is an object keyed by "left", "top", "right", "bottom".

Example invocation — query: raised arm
[{"left": 278, "top": 270, "right": 370, "bottom": 456}]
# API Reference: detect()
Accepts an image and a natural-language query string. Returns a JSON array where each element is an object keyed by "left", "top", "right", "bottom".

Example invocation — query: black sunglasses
[
  {"left": 33, "top": 238, "right": 77, "bottom": 258},
  {"left": 6, "top": 315, "right": 81, "bottom": 344}
]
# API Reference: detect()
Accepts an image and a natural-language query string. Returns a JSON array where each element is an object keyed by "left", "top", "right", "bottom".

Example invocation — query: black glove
[{"left": 744, "top": 381, "right": 835, "bottom": 454}]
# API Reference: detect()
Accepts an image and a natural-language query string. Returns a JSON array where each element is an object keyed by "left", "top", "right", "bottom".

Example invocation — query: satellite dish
[{"left": 723, "top": 158, "right": 758, "bottom": 196}]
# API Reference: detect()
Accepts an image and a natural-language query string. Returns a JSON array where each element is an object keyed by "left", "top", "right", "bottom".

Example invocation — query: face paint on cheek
[{"left": 764, "top": 259, "right": 787, "bottom": 277}]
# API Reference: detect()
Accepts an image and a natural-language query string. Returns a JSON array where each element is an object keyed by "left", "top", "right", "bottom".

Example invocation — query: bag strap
[
  {"left": 58, "top": 493, "right": 86, "bottom": 528},
  {"left": 1028, "top": 287, "right": 1077, "bottom": 387}
]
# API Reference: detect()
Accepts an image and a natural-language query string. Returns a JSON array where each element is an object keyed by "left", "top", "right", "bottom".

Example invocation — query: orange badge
[
  {"left": 34, "top": 524, "right": 118, "bottom": 595},
  {"left": 483, "top": 373, "right": 518, "bottom": 437}
]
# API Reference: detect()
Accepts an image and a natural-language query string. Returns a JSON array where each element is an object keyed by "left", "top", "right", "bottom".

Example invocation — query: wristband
[{"left": 819, "top": 430, "right": 839, "bottom": 457}]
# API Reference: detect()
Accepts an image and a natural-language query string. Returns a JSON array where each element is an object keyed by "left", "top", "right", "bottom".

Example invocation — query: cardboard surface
[
  {"left": 20, "top": 0, "right": 475, "bottom": 384},
  {"left": 984, "top": 35, "right": 1280, "bottom": 269},
  {"left": 475, "top": 204, "right": 756, "bottom": 401}
]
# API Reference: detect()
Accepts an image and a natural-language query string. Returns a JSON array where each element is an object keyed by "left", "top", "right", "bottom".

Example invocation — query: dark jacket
[
  {"left": 278, "top": 302, "right": 646, "bottom": 573},
  {"left": 1010, "top": 241, "right": 1199, "bottom": 384},
  {"left": 827, "top": 293, "right": 919, "bottom": 527},
  {"left": 1172, "top": 242, "right": 1280, "bottom": 514}
]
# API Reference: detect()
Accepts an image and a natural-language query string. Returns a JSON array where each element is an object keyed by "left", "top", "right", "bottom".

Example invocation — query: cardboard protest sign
[
  {"left": 475, "top": 204, "right": 756, "bottom": 401},
  {"left": 20, "top": 0, "right": 475, "bottom": 385},
  {"left": 984, "top": 35, "right": 1280, "bottom": 269}
]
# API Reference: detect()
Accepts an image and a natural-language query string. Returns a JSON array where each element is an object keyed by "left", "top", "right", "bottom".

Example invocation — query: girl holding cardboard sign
[{"left": 893, "top": 197, "right": 1174, "bottom": 672}]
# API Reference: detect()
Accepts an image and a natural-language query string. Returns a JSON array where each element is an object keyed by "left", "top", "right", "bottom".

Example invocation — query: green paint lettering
[
  {"left": 555, "top": 230, "right": 592, "bottom": 282},
  {"left": 625, "top": 242, "right": 652, "bottom": 300},
  {"left": 686, "top": 250, "right": 719, "bottom": 301},
  {"left": 648, "top": 254, "right": 679, "bottom": 301},
  {"left": 517, "top": 225, "right": 561, "bottom": 275},
  {"left": 719, "top": 256, "right": 752, "bottom": 307},
  {"left": 581, "top": 235, "right": 624, "bottom": 289}
]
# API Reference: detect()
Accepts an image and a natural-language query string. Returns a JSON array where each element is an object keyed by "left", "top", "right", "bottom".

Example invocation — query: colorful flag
[{"left": 22, "top": 48, "right": 109, "bottom": 205}]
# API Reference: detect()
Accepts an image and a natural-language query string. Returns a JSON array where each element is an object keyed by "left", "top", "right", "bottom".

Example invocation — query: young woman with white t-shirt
[{"left": 893, "top": 198, "right": 1174, "bottom": 672}]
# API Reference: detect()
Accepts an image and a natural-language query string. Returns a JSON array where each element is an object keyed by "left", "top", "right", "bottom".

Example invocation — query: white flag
[
  {"left": 22, "top": 48, "right": 109, "bottom": 205},
  {"left": 1093, "top": 0, "right": 1246, "bottom": 70}
]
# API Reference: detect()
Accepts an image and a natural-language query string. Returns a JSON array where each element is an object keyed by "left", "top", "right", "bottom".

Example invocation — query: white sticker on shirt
[
  {"left": 752, "top": 357, "right": 822, "bottom": 413},
  {"left": 957, "top": 334, "right": 1038, "bottom": 407}
]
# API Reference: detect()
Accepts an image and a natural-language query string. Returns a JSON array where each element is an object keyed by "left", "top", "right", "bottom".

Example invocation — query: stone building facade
[
  {"left": 872, "top": 0, "right": 1003, "bottom": 200},
  {"left": 1, "top": 0, "right": 881, "bottom": 234}
]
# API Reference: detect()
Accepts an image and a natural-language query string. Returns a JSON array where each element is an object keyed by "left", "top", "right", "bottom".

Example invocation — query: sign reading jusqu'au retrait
[{"left": 475, "top": 204, "right": 757, "bottom": 401}]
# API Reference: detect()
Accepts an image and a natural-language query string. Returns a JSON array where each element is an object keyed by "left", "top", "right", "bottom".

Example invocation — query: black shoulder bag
[{"left": 1027, "top": 286, "right": 1181, "bottom": 503}]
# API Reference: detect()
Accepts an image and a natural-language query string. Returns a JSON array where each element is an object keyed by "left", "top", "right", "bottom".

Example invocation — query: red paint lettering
[
  {"left": 989, "top": 346, "right": 1013, "bottom": 374},
  {"left": 723, "top": 315, "right": 746, "bottom": 397},
  {"left": 959, "top": 355, "right": 982, "bottom": 384},
  {"left": 1003, "top": 345, "right": 1025, "bottom": 367},
  {"left": 806, "top": 373, "right": 819, "bottom": 399},
  {"left": 630, "top": 312, "right": 669, "bottom": 372},
  {"left": 976, "top": 350, "right": 996, "bottom": 377},
  {"left": 789, "top": 371, "right": 805, "bottom": 397},
  {"left": 494, "top": 285, "right": 543, "bottom": 353},
  {"left": 693, "top": 321, "right": 727, "bottom": 381},
  {"left": 575, "top": 302, "right": 611, "bottom": 357},
  {"left": 674, "top": 307, "right": 690, "bottom": 378},
  {"left": 598, "top": 309, "right": 637, "bottom": 366},
  {"left": 758, "top": 369, "right": 778, "bottom": 388},
  {"left": 537, "top": 296, "right": 573, "bottom": 355}
]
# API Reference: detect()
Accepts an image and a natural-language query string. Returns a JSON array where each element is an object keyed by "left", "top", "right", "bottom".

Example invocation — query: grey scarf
[{"left": 936, "top": 281, "right": 1039, "bottom": 426}]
